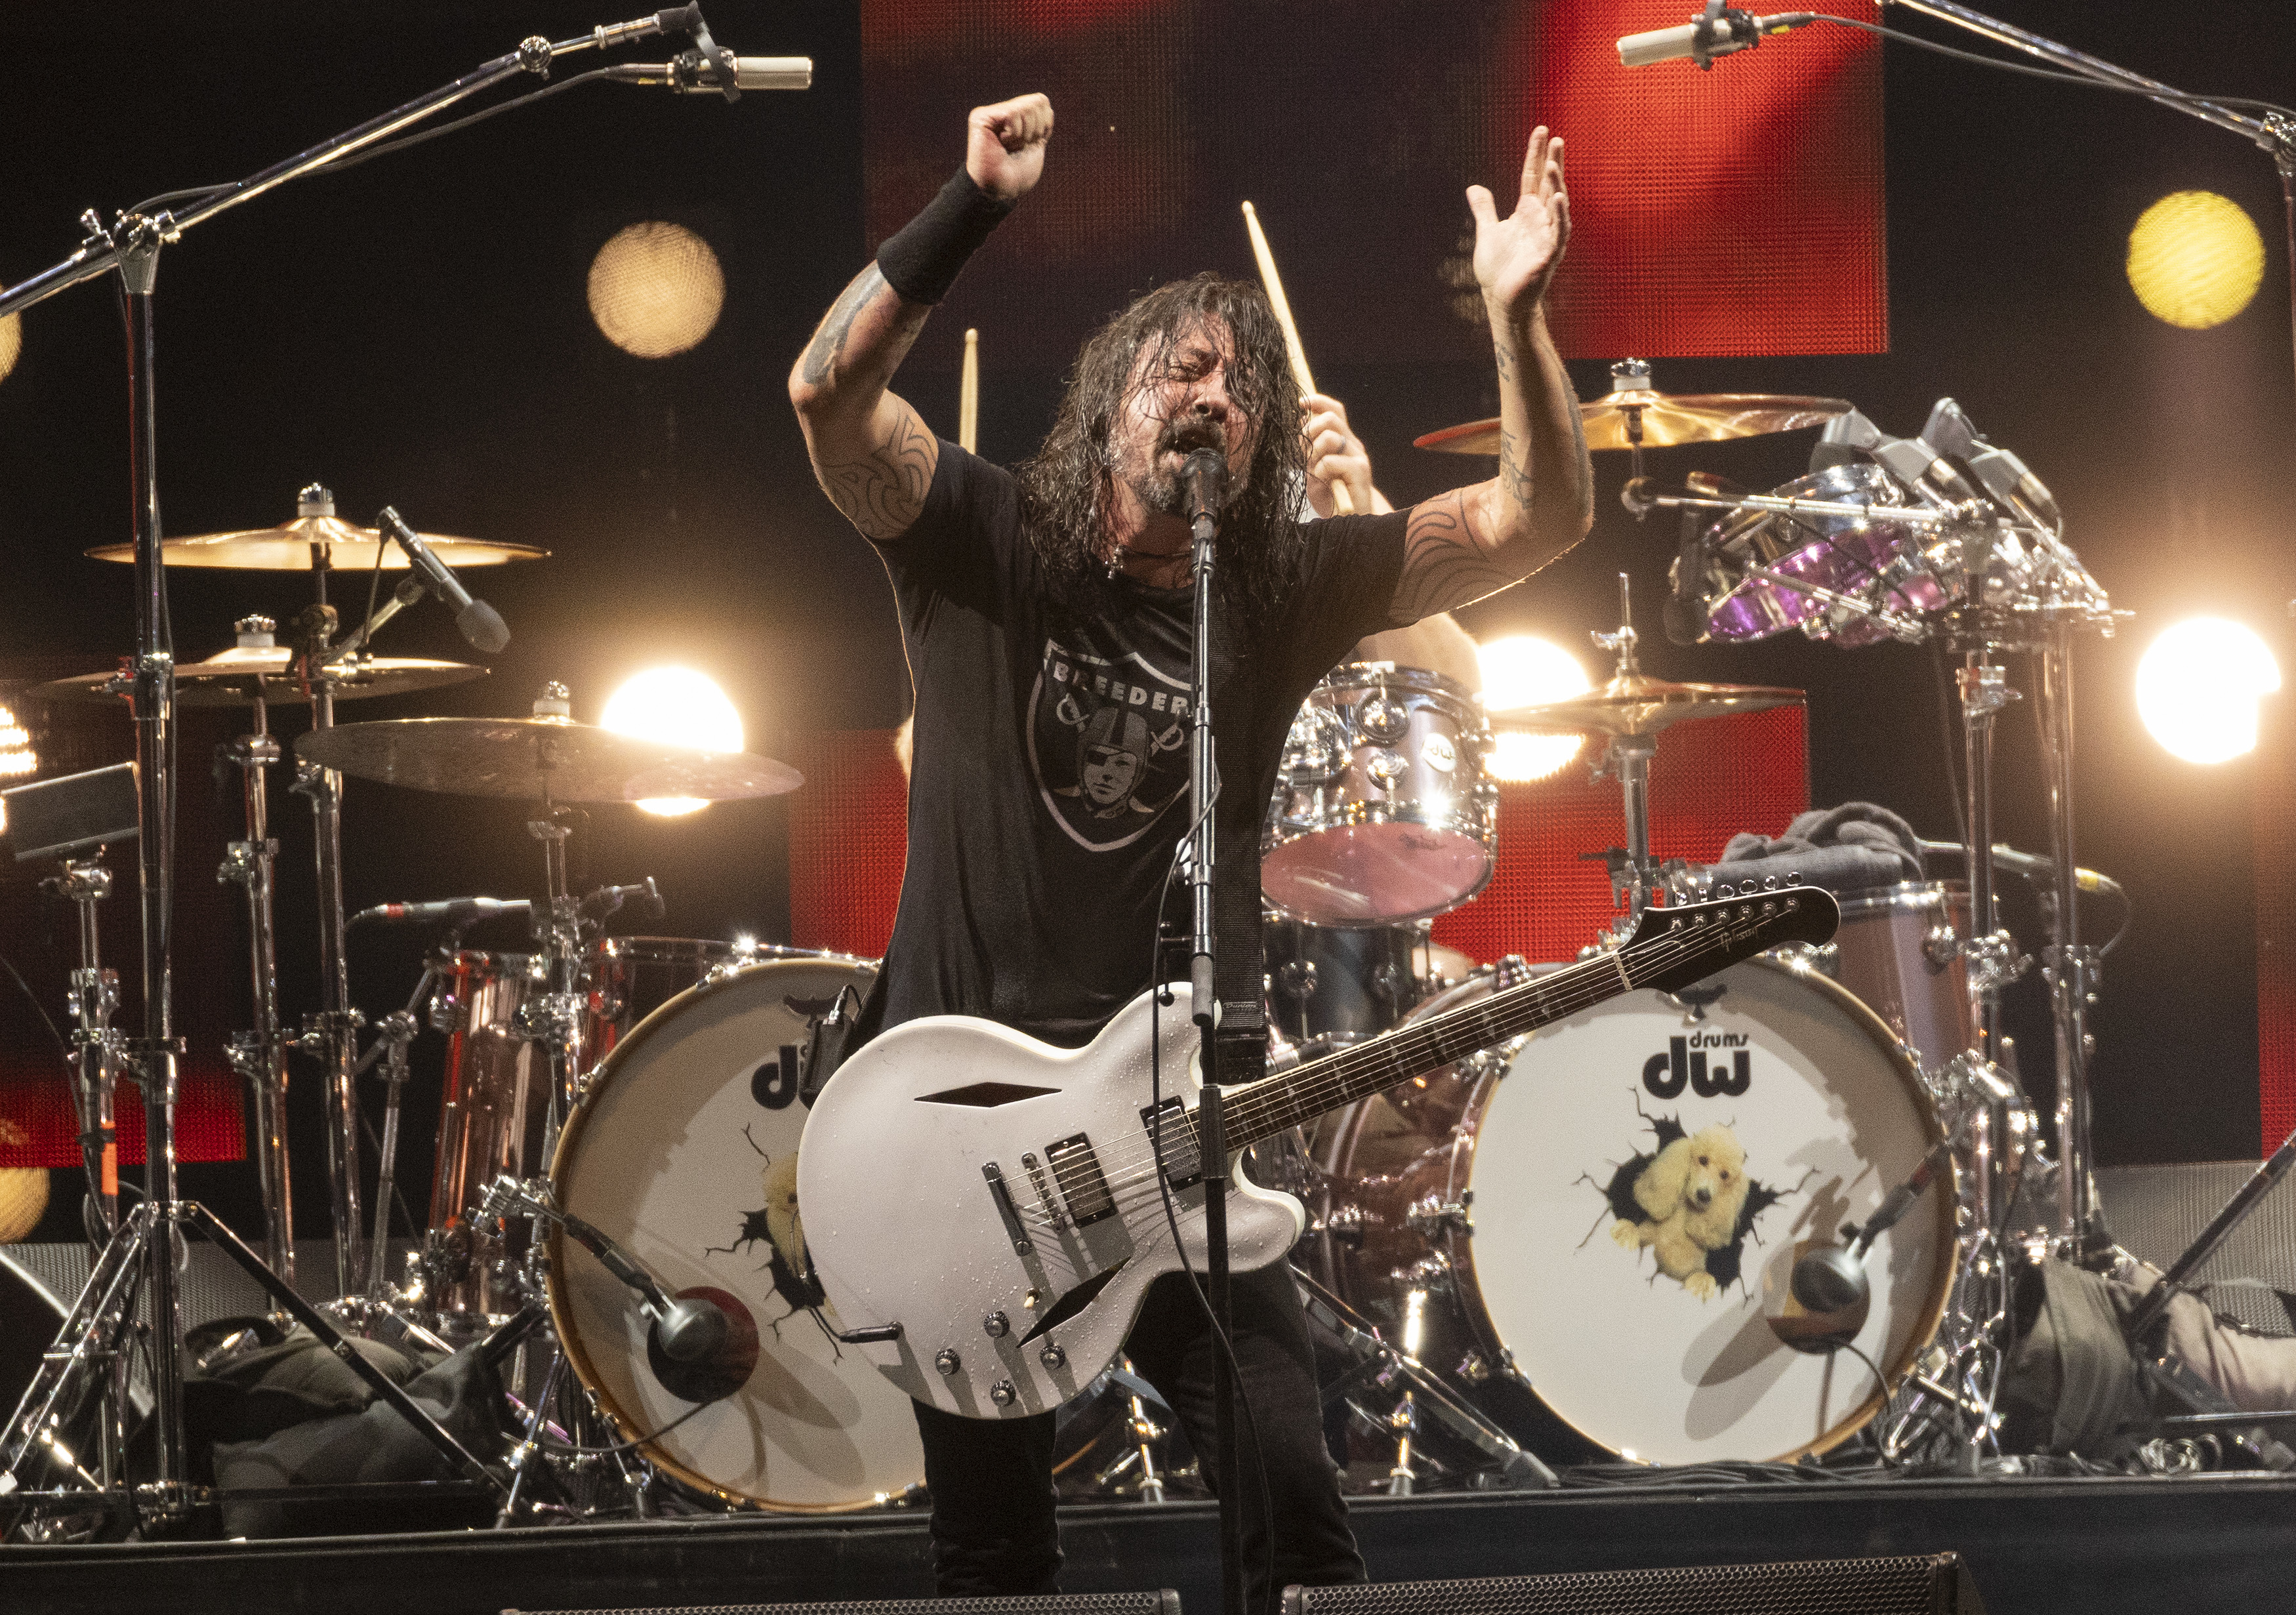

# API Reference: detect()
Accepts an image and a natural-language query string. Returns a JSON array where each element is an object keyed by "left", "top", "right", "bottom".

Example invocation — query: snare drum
[
  {"left": 547, "top": 954, "right": 926, "bottom": 1511},
  {"left": 1263, "top": 664, "right": 1496, "bottom": 926},
  {"left": 1309, "top": 954, "right": 1955, "bottom": 1466}
]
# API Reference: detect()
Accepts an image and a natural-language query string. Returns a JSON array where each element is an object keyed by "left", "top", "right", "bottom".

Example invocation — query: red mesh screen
[
  {"left": 862, "top": 0, "right": 1884, "bottom": 367},
  {"left": 787, "top": 729, "right": 911, "bottom": 960},
  {"left": 2259, "top": 725, "right": 2295, "bottom": 1153},
  {"left": 1433, "top": 704, "right": 1809, "bottom": 964},
  {"left": 0, "top": 1071, "right": 247, "bottom": 1170}
]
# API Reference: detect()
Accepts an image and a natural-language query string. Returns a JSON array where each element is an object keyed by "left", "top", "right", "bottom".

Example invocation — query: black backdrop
[{"left": 0, "top": 1, "right": 2291, "bottom": 1246}]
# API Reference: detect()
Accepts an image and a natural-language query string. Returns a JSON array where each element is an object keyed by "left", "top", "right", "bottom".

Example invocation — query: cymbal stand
[
  {"left": 519, "top": 685, "right": 590, "bottom": 1166},
  {"left": 42, "top": 858, "right": 125, "bottom": 1250},
  {"left": 1588, "top": 573, "right": 1662, "bottom": 926},
  {"left": 217, "top": 615, "right": 295, "bottom": 1291},
  {"left": 1951, "top": 644, "right": 2025, "bottom": 1069},
  {"left": 362, "top": 1004, "right": 422, "bottom": 1301},
  {"left": 2036, "top": 623, "right": 2106, "bottom": 1257},
  {"left": 289, "top": 551, "right": 366, "bottom": 1303}
]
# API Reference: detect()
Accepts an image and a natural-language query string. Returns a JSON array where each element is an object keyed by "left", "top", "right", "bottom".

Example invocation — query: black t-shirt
[{"left": 871, "top": 441, "right": 1409, "bottom": 1046}]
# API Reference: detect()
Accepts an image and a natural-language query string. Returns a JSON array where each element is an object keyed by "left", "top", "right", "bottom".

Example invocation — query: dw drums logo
[{"left": 1643, "top": 1032, "right": 1753, "bottom": 1099}]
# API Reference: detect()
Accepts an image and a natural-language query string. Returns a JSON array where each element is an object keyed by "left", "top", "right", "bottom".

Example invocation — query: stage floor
[{"left": 7, "top": 1473, "right": 2293, "bottom": 1615}]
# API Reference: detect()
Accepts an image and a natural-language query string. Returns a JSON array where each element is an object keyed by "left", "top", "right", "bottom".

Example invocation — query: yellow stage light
[
  {"left": 588, "top": 222, "right": 726, "bottom": 358},
  {"left": 2127, "top": 191, "right": 2265, "bottom": 330},
  {"left": 0, "top": 313, "right": 20, "bottom": 384},
  {"left": 1479, "top": 635, "right": 1591, "bottom": 783},
  {"left": 2136, "top": 617, "right": 2279, "bottom": 764},
  {"left": 601, "top": 668, "right": 743, "bottom": 816}
]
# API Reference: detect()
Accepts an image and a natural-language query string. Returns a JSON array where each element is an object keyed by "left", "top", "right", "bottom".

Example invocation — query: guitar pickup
[
  {"left": 1044, "top": 1134, "right": 1115, "bottom": 1227},
  {"left": 1139, "top": 1096, "right": 1201, "bottom": 1191}
]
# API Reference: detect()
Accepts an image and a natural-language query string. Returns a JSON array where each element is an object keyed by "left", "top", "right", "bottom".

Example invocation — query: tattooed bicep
[
  {"left": 815, "top": 397, "right": 939, "bottom": 542},
  {"left": 1392, "top": 489, "right": 1519, "bottom": 622}
]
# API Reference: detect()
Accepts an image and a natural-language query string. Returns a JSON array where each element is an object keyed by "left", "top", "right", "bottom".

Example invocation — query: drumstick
[
  {"left": 958, "top": 327, "right": 979, "bottom": 455},
  {"left": 1241, "top": 201, "right": 1356, "bottom": 517}
]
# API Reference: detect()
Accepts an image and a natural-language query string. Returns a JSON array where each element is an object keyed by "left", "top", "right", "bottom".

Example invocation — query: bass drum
[
  {"left": 1311, "top": 954, "right": 1955, "bottom": 1467},
  {"left": 547, "top": 954, "right": 926, "bottom": 1511}
]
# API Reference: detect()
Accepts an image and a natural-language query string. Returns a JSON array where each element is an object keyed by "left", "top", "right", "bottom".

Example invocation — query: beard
[{"left": 1128, "top": 417, "right": 1243, "bottom": 519}]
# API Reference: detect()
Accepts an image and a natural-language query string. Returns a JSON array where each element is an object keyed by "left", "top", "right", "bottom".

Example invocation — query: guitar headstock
[{"left": 1624, "top": 885, "right": 1841, "bottom": 996}]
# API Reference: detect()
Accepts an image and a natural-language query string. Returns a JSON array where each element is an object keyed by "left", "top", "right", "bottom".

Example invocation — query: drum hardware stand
[
  {"left": 1951, "top": 651, "right": 2027, "bottom": 1073},
  {"left": 2033, "top": 625, "right": 2108, "bottom": 1260},
  {"left": 0, "top": 10, "right": 764, "bottom": 1530},
  {"left": 43, "top": 858, "right": 127, "bottom": 1253},
  {"left": 1587, "top": 574, "right": 1662, "bottom": 928},
  {"left": 216, "top": 616, "right": 297, "bottom": 1292},
  {"left": 361, "top": 1005, "right": 424, "bottom": 1302}
]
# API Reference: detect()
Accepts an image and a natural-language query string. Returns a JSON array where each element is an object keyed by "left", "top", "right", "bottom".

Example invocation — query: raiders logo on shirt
[{"left": 1026, "top": 634, "right": 1191, "bottom": 851}]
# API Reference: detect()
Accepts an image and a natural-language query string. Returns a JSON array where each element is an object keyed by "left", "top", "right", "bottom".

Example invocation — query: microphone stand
[
  {"left": 1183, "top": 487, "right": 1243, "bottom": 1615},
  {"left": 0, "top": 9, "right": 727, "bottom": 1532},
  {"left": 1879, "top": 0, "right": 2296, "bottom": 422}
]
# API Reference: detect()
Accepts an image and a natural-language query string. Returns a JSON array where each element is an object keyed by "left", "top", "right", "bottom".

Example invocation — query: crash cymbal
[
  {"left": 1415, "top": 392, "right": 1853, "bottom": 457},
  {"left": 295, "top": 718, "right": 803, "bottom": 804},
  {"left": 86, "top": 516, "right": 547, "bottom": 571},
  {"left": 1492, "top": 673, "right": 1804, "bottom": 738},
  {"left": 28, "top": 647, "right": 488, "bottom": 710}
]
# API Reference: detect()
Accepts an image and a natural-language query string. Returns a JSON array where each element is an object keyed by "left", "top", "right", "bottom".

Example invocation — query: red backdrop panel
[
  {"left": 1432, "top": 704, "right": 1810, "bottom": 964},
  {"left": 862, "top": 0, "right": 1885, "bottom": 367},
  {"left": 787, "top": 729, "right": 911, "bottom": 960},
  {"left": 787, "top": 708, "right": 1806, "bottom": 971}
]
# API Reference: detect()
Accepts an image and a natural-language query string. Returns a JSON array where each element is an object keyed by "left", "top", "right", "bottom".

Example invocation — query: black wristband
[{"left": 876, "top": 165, "right": 1014, "bottom": 305}]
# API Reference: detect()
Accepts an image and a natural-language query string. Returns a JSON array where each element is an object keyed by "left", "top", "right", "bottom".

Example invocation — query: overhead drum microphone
[
  {"left": 1618, "top": 5, "right": 1821, "bottom": 69},
  {"left": 376, "top": 506, "right": 511, "bottom": 654}
]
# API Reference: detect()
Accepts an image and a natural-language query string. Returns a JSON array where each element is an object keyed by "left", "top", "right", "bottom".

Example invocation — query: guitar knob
[
  {"left": 935, "top": 1349, "right": 961, "bottom": 1377},
  {"left": 989, "top": 1380, "right": 1017, "bottom": 1407},
  {"left": 982, "top": 1311, "right": 1010, "bottom": 1338},
  {"left": 1038, "top": 1343, "right": 1066, "bottom": 1370}
]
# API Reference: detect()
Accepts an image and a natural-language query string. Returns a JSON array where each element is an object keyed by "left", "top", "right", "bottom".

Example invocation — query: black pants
[{"left": 912, "top": 1263, "right": 1364, "bottom": 1606}]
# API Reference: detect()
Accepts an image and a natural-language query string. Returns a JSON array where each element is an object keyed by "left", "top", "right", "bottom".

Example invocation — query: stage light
[
  {"left": 2136, "top": 617, "right": 2279, "bottom": 764},
  {"left": 601, "top": 668, "right": 743, "bottom": 816},
  {"left": 587, "top": 222, "right": 726, "bottom": 358},
  {"left": 1479, "top": 634, "right": 1589, "bottom": 783},
  {"left": 0, "top": 313, "right": 20, "bottom": 384},
  {"left": 2127, "top": 191, "right": 2264, "bottom": 331}
]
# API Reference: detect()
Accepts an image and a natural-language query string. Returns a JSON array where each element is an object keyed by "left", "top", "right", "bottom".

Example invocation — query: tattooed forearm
[
  {"left": 1395, "top": 491, "right": 1519, "bottom": 622},
  {"left": 798, "top": 266, "right": 882, "bottom": 387},
  {"left": 816, "top": 401, "right": 937, "bottom": 540}
]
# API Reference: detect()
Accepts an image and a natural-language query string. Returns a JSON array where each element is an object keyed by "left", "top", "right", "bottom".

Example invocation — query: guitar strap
[{"left": 1207, "top": 577, "right": 1267, "bottom": 1092}]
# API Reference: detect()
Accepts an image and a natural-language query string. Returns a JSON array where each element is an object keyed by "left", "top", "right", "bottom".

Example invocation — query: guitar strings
[{"left": 1006, "top": 906, "right": 1796, "bottom": 1222}]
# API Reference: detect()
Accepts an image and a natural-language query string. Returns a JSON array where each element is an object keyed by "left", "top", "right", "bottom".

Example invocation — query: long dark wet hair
[{"left": 1015, "top": 274, "right": 1308, "bottom": 624}]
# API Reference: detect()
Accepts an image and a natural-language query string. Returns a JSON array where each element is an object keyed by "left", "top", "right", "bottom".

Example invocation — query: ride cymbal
[
  {"left": 1416, "top": 392, "right": 1853, "bottom": 457},
  {"left": 295, "top": 717, "right": 802, "bottom": 804},
  {"left": 87, "top": 516, "right": 546, "bottom": 571},
  {"left": 28, "top": 647, "right": 489, "bottom": 709},
  {"left": 1491, "top": 673, "right": 1804, "bottom": 738}
]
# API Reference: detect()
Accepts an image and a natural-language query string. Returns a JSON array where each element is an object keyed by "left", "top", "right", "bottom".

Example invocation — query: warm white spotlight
[
  {"left": 588, "top": 222, "right": 726, "bottom": 358},
  {"left": 602, "top": 668, "right": 743, "bottom": 816},
  {"left": 2136, "top": 617, "right": 2280, "bottom": 764},
  {"left": 1479, "top": 635, "right": 1591, "bottom": 783}
]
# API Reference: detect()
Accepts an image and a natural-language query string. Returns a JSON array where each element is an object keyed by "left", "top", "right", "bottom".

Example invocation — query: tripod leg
[{"left": 2, "top": 1204, "right": 151, "bottom": 1492}]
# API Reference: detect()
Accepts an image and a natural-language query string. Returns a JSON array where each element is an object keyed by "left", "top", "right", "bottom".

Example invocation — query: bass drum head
[
  {"left": 548, "top": 955, "right": 925, "bottom": 1511},
  {"left": 1463, "top": 957, "right": 1954, "bottom": 1465}
]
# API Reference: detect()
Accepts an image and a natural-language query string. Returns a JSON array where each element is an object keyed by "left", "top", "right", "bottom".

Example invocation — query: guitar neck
[{"left": 1220, "top": 896, "right": 1804, "bottom": 1153}]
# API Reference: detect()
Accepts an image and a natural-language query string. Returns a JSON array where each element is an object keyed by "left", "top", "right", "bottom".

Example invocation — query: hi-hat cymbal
[
  {"left": 28, "top": 647, "right": 488, "bottom": 710},
  {"left": 295, "top": 718, "right": 803, "bottom": 804},
  {"left": 1415, "top": 391, "right": 1853, "bottom": 457},
  {"left": 1492, "top": 673, "right": 1804, "bottom": 738},
  {"left": 87, "top": 516, "right": 548, "bottom": 570}
]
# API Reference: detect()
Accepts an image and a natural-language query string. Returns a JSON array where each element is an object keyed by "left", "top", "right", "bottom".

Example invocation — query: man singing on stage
[{"left": 787, "top": 90, "right": 1591, "bottom": 1605}]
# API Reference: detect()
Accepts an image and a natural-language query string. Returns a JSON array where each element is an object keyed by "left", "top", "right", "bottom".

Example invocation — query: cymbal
[
  {"left": 295, "top": 718, "right": 804, "bottom": 804},
  {"left": 1415, "top": 392, "right": 1853, "bottom": 456},
  {"left": 28, "top": 647, "right": 488, "bottom": 709},
  {"left": 1492, "top": 673, "right": 1804, "bottom": 738},
  {"left": 87, "top": 516, "right": 548, "bottom": 570}
]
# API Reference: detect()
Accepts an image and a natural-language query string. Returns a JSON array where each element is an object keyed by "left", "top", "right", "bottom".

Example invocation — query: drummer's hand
[
  {"left": 966, "top": 93, "right": 1053, "bottom": 203},
  {"left": 1467, "top": 126, "right": 1569, "bottom": 317},
  {"left": 1300, "top": 393, "right": 1389, "bottom": 518}
]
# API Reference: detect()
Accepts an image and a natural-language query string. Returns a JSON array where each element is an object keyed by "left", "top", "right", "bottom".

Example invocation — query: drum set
[{"left": 3, "top": 363, "right": 2124, "bottom": 1528}]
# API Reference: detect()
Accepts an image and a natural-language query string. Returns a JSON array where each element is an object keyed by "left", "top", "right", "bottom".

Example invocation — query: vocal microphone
[
  {"left": 1181, "top": 448, "right": 1229, "bottom": 529},
  {"left": 348, "top": 895, "right": 531, "bottom": 928},
  {"left": 376, "top": 507, "right": 511, "bottom": 654},
  {"left": 1618, "top": 5, "right": 1819, "bottom": 69},
  {"left": 1917, "top": 837, "right": 2123, "bottom": 899}
]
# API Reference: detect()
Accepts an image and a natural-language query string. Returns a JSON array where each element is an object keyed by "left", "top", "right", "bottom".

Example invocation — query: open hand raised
[
  {"left": 1467, "top": 126, "right": 1570, "bottom": 319},
  {"left": 966, "top": 93, "right": 1054, "bottom": 204}
]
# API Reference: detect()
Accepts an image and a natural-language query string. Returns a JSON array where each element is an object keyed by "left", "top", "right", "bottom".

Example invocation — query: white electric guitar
[{"left": 796, "top": 887, "right": 1837, "bottom": 1418}]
